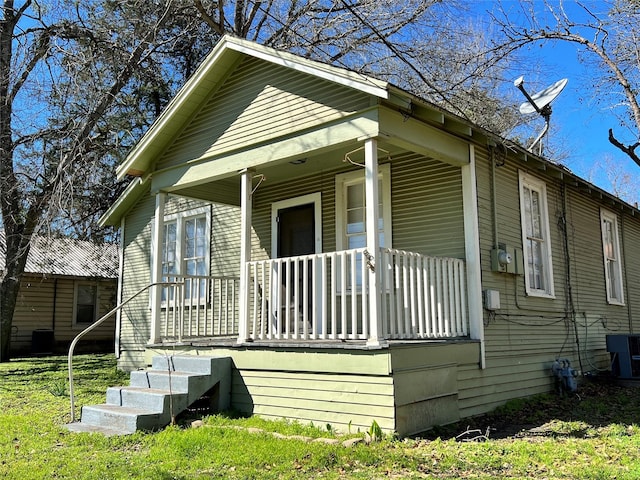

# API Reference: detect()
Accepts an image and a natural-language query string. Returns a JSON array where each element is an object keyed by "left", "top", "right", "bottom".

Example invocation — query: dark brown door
[
  {"left": 277, "top": 203, "right": 315, "bottom": 258},
  {"left": 276, "top": 203, "right": 315, "bottom": 329}
]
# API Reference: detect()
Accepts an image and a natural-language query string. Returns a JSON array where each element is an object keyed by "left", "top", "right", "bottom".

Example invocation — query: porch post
[
  {"left": 364, "top": 138, "right": 385, "bottom": 347},
  {"left": 237, "top": 168, "right": 253, "bottom": 344},
  {"left": 462, "top": 145, "right": 485, "bottom": 368},
  {"left": 149, "top": 191, "right": 166, "bottom": 345}
]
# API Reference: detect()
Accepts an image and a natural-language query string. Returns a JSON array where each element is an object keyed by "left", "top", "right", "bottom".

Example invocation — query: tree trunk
[
  {"left": 0, "top": 235, "right": 31, "bottom": 361},
  {"left": 0, "top": 274, "right": 22, "bottom": 361}
]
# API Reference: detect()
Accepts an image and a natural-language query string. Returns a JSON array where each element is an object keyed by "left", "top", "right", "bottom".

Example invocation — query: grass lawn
[{"left": 2, "top": 354, "right": 640, "bottom": 479}]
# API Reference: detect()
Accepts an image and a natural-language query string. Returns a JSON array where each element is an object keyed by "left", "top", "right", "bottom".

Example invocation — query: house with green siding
[{"left": 96, "top": 35, "right": 639, "bottom": 436}]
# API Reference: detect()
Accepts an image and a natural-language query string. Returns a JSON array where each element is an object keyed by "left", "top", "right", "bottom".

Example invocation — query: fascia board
[
  {"left": 98, "top": 177, "right": 147, "bottom": 227},
  {"left": 223, "top": 36, "right": 389, "bottom": 99},
  {"left": 116, "top": 39, "right": 241, "bottom": 179}
]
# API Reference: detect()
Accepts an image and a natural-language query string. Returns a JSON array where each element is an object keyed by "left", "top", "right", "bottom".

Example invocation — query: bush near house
[{"left": 2, "top": 354, "right": 640, "bottom": 479}]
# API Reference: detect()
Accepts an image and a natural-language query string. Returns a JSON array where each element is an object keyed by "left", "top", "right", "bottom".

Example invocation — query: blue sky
[{"left": 470, "top": 1, "right": 637, "bottom": 202}]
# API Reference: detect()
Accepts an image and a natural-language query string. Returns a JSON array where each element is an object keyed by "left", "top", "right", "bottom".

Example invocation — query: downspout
[{"left": 490, "top": 146, "right": 499, "bottom": 251}]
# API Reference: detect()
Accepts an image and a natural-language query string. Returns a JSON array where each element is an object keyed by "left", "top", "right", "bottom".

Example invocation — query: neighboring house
[
  {"left": 98, "top": 35, "right": 640, "bottom": 436},
  {"left": 0, "top": 232, "right": 118, "bottom": 355}
]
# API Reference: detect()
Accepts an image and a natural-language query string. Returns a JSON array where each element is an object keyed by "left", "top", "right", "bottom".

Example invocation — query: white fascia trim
[
  {"left": 98, "top": 177, "right": 145, "bottom": 227},
  {"left": 224, "top": 37, "right": 389, "bottom": 99},
  {"left": 116, "top": 40, "right": 234, "bottom": 179}
]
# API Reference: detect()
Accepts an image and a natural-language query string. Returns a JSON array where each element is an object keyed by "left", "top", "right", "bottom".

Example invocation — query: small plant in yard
[
  {"left": 3, "top": 355, "right": 640, "bottom": 479},
  {"left": 47, "top": 379, "right": 68, "bottom": 397},
  {"left": 368, "top": 419, "right": 383, "bottom": 442}
]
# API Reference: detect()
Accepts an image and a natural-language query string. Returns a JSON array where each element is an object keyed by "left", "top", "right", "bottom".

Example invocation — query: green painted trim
[
  {"left": 378, "top": 107, "right": 469, "bottom": 166},
  {"left": 146, "top": 345, "right": 392, "bottom": 375}
]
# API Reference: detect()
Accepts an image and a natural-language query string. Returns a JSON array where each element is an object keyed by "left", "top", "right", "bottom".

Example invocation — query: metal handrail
[{"left": 67, "top": 281, "right": 182, "bottom": 423}]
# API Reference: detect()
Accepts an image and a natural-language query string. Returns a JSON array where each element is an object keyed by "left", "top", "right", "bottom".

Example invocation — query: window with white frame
[
  {"left": 154, "top": 206, "right": 210, "bottom": 301},
  {"left": 335, "top": 164, "right": 392, "bottom": 286},
  {"left": 74, "top": 283, "right": 98, "bottom": 325},
  {"left": 600, "top": 208, "right": 624, "bottom": 305},
  {"left": 518, "top": 171, "right": 554, "bottom": 297},
  {"left": 336, "top": 164, "right": 392, "bottom": 251}
]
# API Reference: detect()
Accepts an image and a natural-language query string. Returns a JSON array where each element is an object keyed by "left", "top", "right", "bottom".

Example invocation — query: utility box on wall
[
  {"left": 484, "top": 290, "right": 500, "bottom": 310},
  {"left": 490, "top": 243, "right": 524, "bottom": 275},
  {"left": 606, "top": 334, "right": 640, "bottom": 379}
]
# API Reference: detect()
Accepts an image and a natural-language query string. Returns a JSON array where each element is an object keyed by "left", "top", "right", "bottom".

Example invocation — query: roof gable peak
[{"left": 116, "top": 35, "right": 389, "bottom": 180}]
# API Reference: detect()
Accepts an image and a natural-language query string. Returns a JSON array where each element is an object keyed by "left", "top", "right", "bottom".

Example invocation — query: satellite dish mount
[{"left": 514, "top": 76, "right": 568, "bottom": 155}]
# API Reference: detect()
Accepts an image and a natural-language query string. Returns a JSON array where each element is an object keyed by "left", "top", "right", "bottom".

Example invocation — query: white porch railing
[
  {"left": 244, "top": 248, "right": 468, "bottom": 342},
  {"left": 379, "top": 248, "right": 468, "bottom": 339},
  {"left": 159, "top": 275, "right": 240, "bottom": 341}
]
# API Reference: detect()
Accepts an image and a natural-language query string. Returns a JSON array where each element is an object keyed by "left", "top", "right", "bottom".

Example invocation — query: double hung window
[
  {"left": 600, "top": 209, "right": 624, "bottom": 305},
  {"left": 519, "top": 171, "right": 554, "bottom": 297},
  {"left": 156, "top": 206, "right": 210, "bottom": 302},
  {"left": 335, "top": 164, "right": 391, "bottom": 287},
  {"left": 74, "top": 283, "right": 98, "bottom": 325}
]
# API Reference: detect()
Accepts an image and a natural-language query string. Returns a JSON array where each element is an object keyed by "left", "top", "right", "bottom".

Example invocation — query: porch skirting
[{"left": 144, "top": 339, "right": 480, "bottom": 437}]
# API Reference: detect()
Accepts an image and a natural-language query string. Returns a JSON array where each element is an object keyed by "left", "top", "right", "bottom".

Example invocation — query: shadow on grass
[
  {"left": 2, "top": 357, "right": 69, "bottom": 377},
  {"left": 423, "top": 374, "right": 640, "bottom": 441}
]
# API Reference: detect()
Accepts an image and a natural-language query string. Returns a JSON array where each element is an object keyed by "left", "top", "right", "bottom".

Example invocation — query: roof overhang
[{"left": 98, "top": 177, "right": 148, "bottom": 227}]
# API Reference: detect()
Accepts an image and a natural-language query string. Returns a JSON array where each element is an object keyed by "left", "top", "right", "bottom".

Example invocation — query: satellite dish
[
  {"left": 514, "top": 76, "right": 568, "bottom": 154},
  {"left": 517, "top": 78, "right": 568, "bottom": 115}
]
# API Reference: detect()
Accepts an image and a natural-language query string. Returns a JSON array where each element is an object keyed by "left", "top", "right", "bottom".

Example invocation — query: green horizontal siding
[{"left": 157, "top": 56, "right": 371, "bottom": 173}]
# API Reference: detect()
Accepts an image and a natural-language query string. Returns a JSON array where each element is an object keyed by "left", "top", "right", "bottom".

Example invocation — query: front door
[
  {"left": 277, "top": 203, "right": 315, "bottom": 258},
  {"left": 271, "top": 193, "right": 322, "bottom": 335}
]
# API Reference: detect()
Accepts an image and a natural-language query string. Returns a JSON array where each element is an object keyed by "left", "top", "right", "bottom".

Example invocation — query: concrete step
[
  {"left": 80, "top": 404, "right": 170, "bottom": 434},
  {"left": 69, "top": 355, "right": 232, "bottom": 435},
  {"left": 66, "top": 422, "right": 128, "bottom": 437},
  {"left": 129, "top": 371, "right": 212, "bottom": 404},
  {"left": 151, "top": 355, "right": 227, "bottom": 375},
  {"left": 106, "top": 386, "right": 189, "bottom": 413}
]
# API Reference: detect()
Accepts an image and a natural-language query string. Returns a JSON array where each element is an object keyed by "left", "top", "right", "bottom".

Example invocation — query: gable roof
[
  {"left": 116, "top": 35, "right": 389, "bottom": 181},
  {"left": 101, "top": 35, "right": 640, "bottom": 228},
  {"left": 0, "top": 232, "right": 118, "bottom": 279}
]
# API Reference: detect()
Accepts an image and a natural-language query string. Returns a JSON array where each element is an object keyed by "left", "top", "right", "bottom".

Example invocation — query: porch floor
[{"left": 150, "top": 336, "right": 477, "bottom": 351}]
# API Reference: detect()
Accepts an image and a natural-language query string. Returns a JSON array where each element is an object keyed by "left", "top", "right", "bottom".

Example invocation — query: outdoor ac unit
[{"left": 606, "top": 334, "right": 640, "bottom": 379}]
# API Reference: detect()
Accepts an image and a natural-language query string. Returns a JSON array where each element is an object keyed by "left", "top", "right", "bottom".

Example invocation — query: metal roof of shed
[{"left": 0, "top": 232, "right": 118, "bottom": 279}]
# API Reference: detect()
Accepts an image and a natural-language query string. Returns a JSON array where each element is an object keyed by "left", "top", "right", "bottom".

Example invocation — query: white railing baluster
[
  {"left": 387, "top": 250, "right": 396, "bottom": 337},
  {"left": 238, "top": 249, "right": 468, "bottom": 343},
  {"left": 394, "top": 253, "right": 402, "bottom": 338},
  {"left": 422, "top": 259, "right": 431, "bottom": 337},
  {"left": 379, "top": 249, "right": 388, "bottom": 338},
  {"left": 259, "top": 266, "right": 264, "bottom": 337},
  {"left": 409, "top": 253, "right": 417, "bottom": 336},
  {"left": 416, "top": 255, "right": 425, "bottom": 338},
  {"left": 310, "top": 255, "right": 317, "bottom": 339},
  {"left": 340, "top": 251, "right": 347, "bottom": 340},
  {"left": 445, "top": 260, "right": 451, "bottom": 336},
  {"left": 330, "top": 252, "right": 337, "bottom": 340},
  {"left": 350, "top": 250, "right": 357, "bottom": 339},
  {"left": 321, "top": 254, "right": 327, "bottom": 340}
]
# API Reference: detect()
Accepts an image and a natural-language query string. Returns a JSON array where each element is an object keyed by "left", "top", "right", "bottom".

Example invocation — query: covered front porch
[
  {"left": 152, "top": 247, "right": 468, "bottom": 344},
  {"left": 146, "top": 136, "right": 484, "bottom": 353}
]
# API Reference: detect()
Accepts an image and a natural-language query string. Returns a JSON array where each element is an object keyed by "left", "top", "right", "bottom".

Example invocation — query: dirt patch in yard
[{"left": 420, "top": 374, "right": 640, "bottom": 441}]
